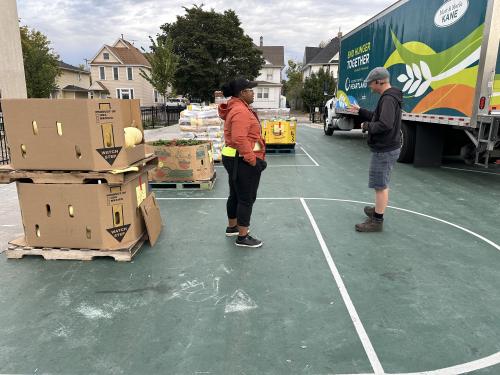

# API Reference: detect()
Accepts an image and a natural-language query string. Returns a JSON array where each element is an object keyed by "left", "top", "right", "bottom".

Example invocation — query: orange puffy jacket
[{"left": 218, "top": 97, "right": 266, "bottom": 165}]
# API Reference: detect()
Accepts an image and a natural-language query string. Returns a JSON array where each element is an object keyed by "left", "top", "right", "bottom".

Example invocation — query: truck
[{"left": 324, "top": 0, "right": 500, "bottom": 167}]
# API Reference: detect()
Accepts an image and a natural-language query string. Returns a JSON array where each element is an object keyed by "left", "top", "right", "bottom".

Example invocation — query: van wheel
[
  {"left": 398, "top": 121, "right": 416, "bottom": 163},
  {"left": 324, "top": 117, "right": 334, "bottom": 136}
]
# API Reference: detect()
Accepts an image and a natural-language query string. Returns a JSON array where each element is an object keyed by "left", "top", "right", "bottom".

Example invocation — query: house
[
  {"left": 253, "top": 37, "right": 285, "bottom": 109},
  {"left": 89, "top": 38, "right": 162, "bottom": 106},
  {"left": 51, "top": 61, "right": 91, "bottom": 99},
  {"left": 302, "top": 33, "right": 342, "bottom": 81}
]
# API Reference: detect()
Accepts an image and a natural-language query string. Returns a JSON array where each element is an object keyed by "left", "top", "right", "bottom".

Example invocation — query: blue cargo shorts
[{"left": 368, "top": 148, "right": 401, "bottom": 190}]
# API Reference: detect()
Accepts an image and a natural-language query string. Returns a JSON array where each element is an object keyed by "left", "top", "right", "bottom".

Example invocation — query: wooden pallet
[
  {"left": 150, "top": 172, "right": 216, "bottom": 190},
  {"left": 0, "top": 154, "right": 157, "bottom": 185},
  {"left": 4, "top": 235, "right": 146, "bottom": 262}
]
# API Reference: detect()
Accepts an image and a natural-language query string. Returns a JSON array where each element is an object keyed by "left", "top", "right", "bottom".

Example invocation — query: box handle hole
[
  {"left": 56, "top": 122, "right": 63, "bottom": 136},
  {"left": 46, "top": 204, "right": 51, "bottom": 217},
  {"left": 68, "top": 205, "right": 74, "bottom": 217},
  {"left": 75, "top": 145, "right": 82, "bottom": 159},
  {"left": 35, "top": 224, "right": 41, "bottom": 237},
  {"left": 20, "top": 144, "right": 27, "bottom": 158},
  {"left": 86, "top": 227, "right": 92, "bottom": 239},
  {"left": 32, "top": 121, "right": 39, "bottom": 135}
]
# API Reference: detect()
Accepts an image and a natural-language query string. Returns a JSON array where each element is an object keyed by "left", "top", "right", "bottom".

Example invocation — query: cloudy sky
[{"left": 16, "top": 0, "right": 394, "bottom": 68}]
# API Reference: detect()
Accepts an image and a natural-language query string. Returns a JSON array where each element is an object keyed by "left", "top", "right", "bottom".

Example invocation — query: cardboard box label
[
  {"left": 96, "top": 147, "right": 122, "bottom": 165},
  {"left": 106, "top": 191, "right": 126, "bottom": 206},
  {"left": 106, "top": 224, "right": 131, "bottom": 242}
]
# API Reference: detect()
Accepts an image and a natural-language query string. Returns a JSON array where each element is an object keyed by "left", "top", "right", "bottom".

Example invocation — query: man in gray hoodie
[{"left": 349, "top": 67, "right": 403, "bottom": 232}]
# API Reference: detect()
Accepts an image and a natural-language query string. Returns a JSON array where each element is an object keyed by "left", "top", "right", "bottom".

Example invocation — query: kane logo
[
  {"left": 434, "top": 0, "right": 468, "bottom": 28},
  {"left": 106, "top": 224, "right": 131, "bottom": 242},
  {"left": 96, "top": 147, "right": 122, "bottom": 165}
]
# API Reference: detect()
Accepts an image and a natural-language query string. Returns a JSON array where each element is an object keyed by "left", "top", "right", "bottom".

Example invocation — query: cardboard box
[
  {"left": 1, "top": 99, "right": 146, "bottom": 171},
  {"left": 147, "top": 141, "right": 214, "bottom": 182},
  {"left": 16, "top": 172, "right": 151, "bottom": 250}
]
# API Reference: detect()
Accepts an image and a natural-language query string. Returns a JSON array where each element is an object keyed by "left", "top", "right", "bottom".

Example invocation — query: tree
[
  {"left": 140, "top": 36, "right": 179, "bottom": 100},
  {"left": 159, "top": 5, "right": 264, "bottom": 102},
  {"left": 302, "top": 68, "right": 336, "bottom": 112},
  {"left": 283, "top": 59, "right": 304, "bottom": 110},
  {"left": 20, "top": 26, "right": 60, "bottom": 98}
]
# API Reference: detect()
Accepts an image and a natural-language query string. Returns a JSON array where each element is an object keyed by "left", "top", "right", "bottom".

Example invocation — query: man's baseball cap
[{"left": 364, "top": 67, "right": 390, "bottom": 84}]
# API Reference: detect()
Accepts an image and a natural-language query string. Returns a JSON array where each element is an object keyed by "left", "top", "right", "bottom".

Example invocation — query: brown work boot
[
  {"left": 355, "top": 217, "right": 383, "bottom": 232},
  {"left": 364, "top": 206, "right": 375, "bottom": 218}
]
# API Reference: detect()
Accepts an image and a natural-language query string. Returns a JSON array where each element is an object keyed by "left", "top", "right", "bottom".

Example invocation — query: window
[
  {"left": 154, "top": 90, "right": 159, "bottom": 103},
  {"left": 267, "top": 71, "right": 273, "bottom": 81},
  {"left": 127, "top": 67, "right": 133, "bottom": 80},
  {"left": 116, "top": 88, "right": 134, "bottom": 100},
  {"left": 113, "top": 67, "right": 119, "bottom": 80},
  {"left": 99, "top": 66, "right": 105, "bottom": 80},
  {"left": 103, "top": 52, "right": 110, "bottom": 60},
  {"left": 257, "top": 88, "right": 269, "bottom": 100}
]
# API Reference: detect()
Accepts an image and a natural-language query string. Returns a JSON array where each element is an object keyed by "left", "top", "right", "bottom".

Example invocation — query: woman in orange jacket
[{"left": 218, "top": 78, "right": 267, "bottom": 248}]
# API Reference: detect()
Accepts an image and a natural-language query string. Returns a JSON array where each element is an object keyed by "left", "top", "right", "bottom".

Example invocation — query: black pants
[{"left": 222, "top": 155, "right": 262, "bottom": 228}]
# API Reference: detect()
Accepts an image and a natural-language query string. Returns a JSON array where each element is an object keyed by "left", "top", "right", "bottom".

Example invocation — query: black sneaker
[
  {"left": 225, "top": 226, "right": 239, "bottom": 237},
  {"left": 225, "top": 227, "right": 250, "bottom": 237},
  {"left": 235, "top": 235, "right": 263, "bottom": 248}
]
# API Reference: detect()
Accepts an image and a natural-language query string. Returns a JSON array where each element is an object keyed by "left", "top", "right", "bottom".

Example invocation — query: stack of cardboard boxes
[{"left": 0, "top": 99, "right": 162, "bottom": 261}]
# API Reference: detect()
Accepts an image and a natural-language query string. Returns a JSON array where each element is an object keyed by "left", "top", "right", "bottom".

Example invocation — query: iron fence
[
  {"left": 141, "top": 105, "right": 183, "bottom": 129},
  {"left": 0, "top": 110, "right": 9, "bottom": 165}
]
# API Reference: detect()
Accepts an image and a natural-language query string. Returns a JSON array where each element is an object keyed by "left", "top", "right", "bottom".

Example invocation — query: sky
[{"left": 16, "top": 0, "right": 394, "bottom": 69}]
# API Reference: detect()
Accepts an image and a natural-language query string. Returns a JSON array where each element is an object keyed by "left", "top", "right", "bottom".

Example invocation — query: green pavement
[{"left": 0, "top": 125, "right": 498, "bottom": 374}]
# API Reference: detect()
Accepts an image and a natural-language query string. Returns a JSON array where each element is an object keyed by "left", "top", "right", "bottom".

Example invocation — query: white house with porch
[{"left": 252, "top": 37, "right": 285, "bottom": 109}]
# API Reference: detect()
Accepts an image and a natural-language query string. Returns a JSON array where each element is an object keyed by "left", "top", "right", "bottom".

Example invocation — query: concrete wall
[{"left": 0, "top": 0, "right": 27, "bottom": 99}]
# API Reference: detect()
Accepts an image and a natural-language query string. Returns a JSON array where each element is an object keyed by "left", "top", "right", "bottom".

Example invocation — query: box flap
[{"left": 140, "top": 193, "right": 163, "bottom": 247}]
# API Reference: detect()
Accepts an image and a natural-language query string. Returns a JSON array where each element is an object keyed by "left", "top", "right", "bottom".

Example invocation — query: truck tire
[
  {"left": 324, "top": 116, "right": 334, "bottom": 136},
  {"left": 399, "top": 121, "right": 416, "bottom": 163}
]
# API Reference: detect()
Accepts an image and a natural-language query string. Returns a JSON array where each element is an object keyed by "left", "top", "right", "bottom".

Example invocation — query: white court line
[
  {"left": 300, "top": 198, "right": 384, "bottom": 375},
  {"left": 265, "top": 153, "right": 307, "bottom": 156},
  {"left": 307, "top": 198, "right": 500, "bottom": 252},
  {"left": 153, "top": 196, "right": 500, "bottom": 374},
  {"left": 389, "top": 351, "right": 500, "bottom": 375},
  {"left": 215, "top": 165, "right": 317, "bottom": 168},
  {"left": 441, "top": 167, "right": 500, "bottom": 176},
  {"left": 299, "top": 146, "right": 320, "bottom": 167},
  {"left": 156, "top": 197, "right": 300, "bottom": 200}
]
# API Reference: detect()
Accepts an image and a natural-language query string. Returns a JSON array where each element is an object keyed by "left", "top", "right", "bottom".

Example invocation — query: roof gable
[
  {"left": 90, "top": 39, "right": 151, "bottom": 67},
  {"left": 306, "top": 37, "right": 341, "bottom": 65},
  {"left": 257, "top": 45, "right": 285, "bottom": 67},
  {"left": 90, "top": 45, "right": 123, "bottom": 65},
  {"left": 303, "top": 47, "right": 322, "bottom": 65}
]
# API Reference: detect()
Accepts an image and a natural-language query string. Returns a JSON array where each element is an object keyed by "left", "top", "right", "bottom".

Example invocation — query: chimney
[
  {"left": 121, "top": 33, "right": 124, "bottom": 40},
  {"left": 338, "top": 29, "right": 342, "bottom": 39},
  {"left": 260, "top": 36, "right": 263, "bottom": 47}
]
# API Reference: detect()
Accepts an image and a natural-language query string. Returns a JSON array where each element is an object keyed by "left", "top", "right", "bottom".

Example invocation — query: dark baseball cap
[{"left": 223, "top": 78, "right": 258, "bottom": 97}]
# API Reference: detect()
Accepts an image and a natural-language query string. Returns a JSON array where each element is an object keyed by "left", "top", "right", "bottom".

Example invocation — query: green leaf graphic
[{"left": 389, "top": 24, "right": 484, "bottom": 75}]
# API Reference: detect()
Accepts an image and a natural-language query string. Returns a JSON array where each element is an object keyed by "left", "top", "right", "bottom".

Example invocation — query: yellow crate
[{"left": 262, "top": 120, "right": 296, "bottom": 145}]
